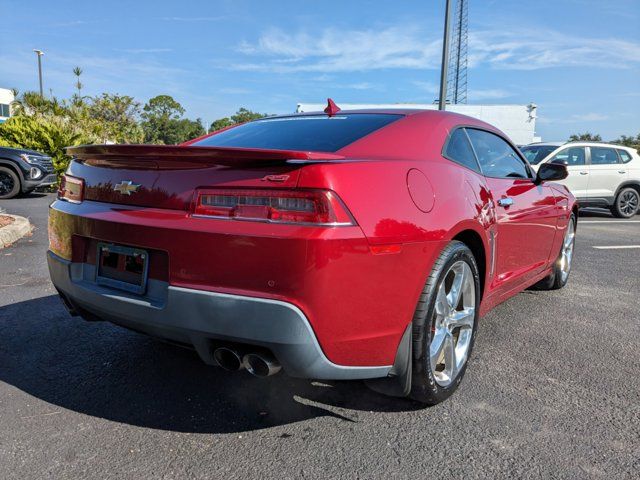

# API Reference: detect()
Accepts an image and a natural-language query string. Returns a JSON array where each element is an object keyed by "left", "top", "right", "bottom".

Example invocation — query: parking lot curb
[{"left": 0, "top": 215, "right": 33, "bottom": 249}]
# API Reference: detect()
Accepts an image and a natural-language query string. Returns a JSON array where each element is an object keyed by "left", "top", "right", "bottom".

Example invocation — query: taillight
[
  {"left": 193, "top": 188, "right": 355, "bottom": 226},
  {"left": 58, "top": 174, "right": 84, "bottom": 203}
]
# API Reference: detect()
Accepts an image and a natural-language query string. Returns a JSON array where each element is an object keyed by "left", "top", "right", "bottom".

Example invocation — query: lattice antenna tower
[{"left": 446, "top": 0, "right": 468, "bottom": 104}]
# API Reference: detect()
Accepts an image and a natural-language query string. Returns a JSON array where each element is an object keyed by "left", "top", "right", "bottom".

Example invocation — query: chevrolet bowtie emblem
[{"left": 113, "top": 181, "right": 141, "bottom": 195}]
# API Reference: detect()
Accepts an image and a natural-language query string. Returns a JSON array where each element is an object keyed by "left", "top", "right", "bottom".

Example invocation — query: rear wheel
[
  {"left": 533, "top": 213, "right": 576, "bottom": 290},
  {"left": 610, "top": 187, "right": 639, "bottom": 218},
  {"left": 0, "top": 166, "right": 21, "bottom": 200},
  {"left": 410, "top": 241, "right": 480, "bottom": 405}
]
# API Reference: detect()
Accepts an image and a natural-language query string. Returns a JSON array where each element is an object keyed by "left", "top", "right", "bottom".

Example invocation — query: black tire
[
  {"left": 0, "top": 166, "right": 21, "bottom": 200},
  {"left": 533, "top": 213, "right": 576, "bottom": 290},
  {"left": 610, "top": 187, "right": 639, "bottom": 218},
  {"left": 410, "top": 241, "right": 480, "bottom": 405}
]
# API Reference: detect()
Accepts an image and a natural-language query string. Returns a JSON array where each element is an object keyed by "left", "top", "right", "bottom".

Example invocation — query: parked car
[
  {"left": 0, "top": 146, "right": 57, "bottom": 199},
  {"left": 48, "top": 107, "right": 576, "bottom": 404},
  {"left": 520, "top": 142, "right": 640, "bottom": 218}
]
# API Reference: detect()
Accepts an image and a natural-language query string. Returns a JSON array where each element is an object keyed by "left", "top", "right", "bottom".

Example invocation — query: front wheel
[
  {"left": 0, "top": 166, "right": 21, "bottom": 200},
  {"left": 410, "top": 241, "right": 480, "bottom": 405},
  {"left": 610, "top": 187, "right": 639, "bottom": 218}
]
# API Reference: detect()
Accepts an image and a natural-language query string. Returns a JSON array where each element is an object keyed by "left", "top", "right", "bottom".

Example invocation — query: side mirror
[
  {"left": 549, "top": 157, "right": 568, "bottom": 166},
  {"left": 536, "top": 162, "right": 568, "bottom": 184}
]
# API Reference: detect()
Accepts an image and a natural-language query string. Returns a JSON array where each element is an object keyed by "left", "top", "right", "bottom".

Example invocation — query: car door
[
  {"left": 546, "top": 146, "right": 589, "bottom": 199},
  {"left": 587, "top": 146, "right": 626, "bottom": 201},
  {"left": 465, "top": 128, "right": 558, "bottom": 293}
]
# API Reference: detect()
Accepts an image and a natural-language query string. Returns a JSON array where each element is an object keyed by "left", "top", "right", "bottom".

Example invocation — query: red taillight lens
[
  {"left": 58, "top": 174, "right": 84, "bottom": 203},
  {"left": 193, "top": 188, "right": 355, "bottom": 225}
]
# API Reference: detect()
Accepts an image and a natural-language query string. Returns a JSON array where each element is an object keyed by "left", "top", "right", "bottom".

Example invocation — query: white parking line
[
  {"left": 581, "top": 220, "right": 640, "bottom": 224},
  {"left": 593, "top": 245, "right": 640, "bottom": 250}
]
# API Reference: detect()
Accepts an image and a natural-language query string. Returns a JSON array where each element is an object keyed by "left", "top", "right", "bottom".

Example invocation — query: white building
[
  {"left": 0, "top": 88, "right": 14, "bottom": 123},
  {"left": 296, "top": 102, "right": 541, "bottom": 145}
]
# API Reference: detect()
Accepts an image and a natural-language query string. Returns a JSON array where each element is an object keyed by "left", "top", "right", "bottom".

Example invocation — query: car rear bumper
[{"left": 47, "top": 250, "right": 392, "bottom": 380}]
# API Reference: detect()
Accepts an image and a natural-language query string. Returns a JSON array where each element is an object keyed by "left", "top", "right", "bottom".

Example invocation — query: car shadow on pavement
[
  {"left": 578, "top": 208, "right": 613, "bottom": 218},
  {"left": 0, "top": 295, "right": 422, "bottom": 434}
]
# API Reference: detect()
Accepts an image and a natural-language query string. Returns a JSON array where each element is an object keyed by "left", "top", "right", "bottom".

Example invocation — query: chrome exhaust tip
[
  {"left": 243, "top": 352, "right": 282, "bottom": 377},
  {"left": 213, "top": 347, "right": 244, "bottom": 371}
]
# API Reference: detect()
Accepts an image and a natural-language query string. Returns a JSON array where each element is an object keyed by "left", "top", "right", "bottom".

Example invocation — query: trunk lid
[{"left": 66, "top": 144, "right": 344, "bottom": 210}]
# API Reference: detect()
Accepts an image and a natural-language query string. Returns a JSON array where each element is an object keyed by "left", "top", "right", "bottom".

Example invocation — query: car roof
[
  {"left": 526, "top": 141, "right": 635, "bottom": 150},
  {"left": 524, "top": 142, "right": 565, "bottom": 147}
]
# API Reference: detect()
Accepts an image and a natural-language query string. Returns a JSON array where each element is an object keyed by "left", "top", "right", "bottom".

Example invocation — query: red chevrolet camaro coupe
[{"left": 48, "top": 104, "right": 577, "bottom": 404}]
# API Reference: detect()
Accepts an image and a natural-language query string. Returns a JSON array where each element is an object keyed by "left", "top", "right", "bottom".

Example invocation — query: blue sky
[{"left": 1, "top": 0, "right": 639, "bottom": 140}]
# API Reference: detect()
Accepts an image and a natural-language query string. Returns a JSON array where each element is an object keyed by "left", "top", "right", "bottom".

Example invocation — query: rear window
[{"left": 193, "top": 114, "right": 402, "bottom": 152}]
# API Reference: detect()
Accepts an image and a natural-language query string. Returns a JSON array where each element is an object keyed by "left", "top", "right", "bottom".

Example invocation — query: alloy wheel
[
  {"left": 619, "top": 190, "right": 639, "bottom": 216},
  {"left": 558, "top": 218, "right": 576, "bottom": 283},
  {"left": 430, "top": 260, "right": 476, "bottom": 387},
  {"left": 0, "top": 171, "right": 15, "bottom": 196}
]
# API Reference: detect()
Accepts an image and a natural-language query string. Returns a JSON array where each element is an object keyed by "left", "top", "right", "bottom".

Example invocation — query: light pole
[
  {"left": 438, "top": 0, "right": 452, "bottom": 111},
  {"left": 33, "top": 49, "right": 44, "bottom": 96}
]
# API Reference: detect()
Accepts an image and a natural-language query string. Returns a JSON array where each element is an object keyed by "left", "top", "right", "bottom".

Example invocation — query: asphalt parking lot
[{"left": 1, "top": 193, "right": 638, "bottom": 479}]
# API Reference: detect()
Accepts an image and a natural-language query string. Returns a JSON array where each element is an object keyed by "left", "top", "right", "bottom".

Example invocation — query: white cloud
[
  {"left": 470, "top": 29, "right": 640, "bottom": 70},
  {"left": 232, "top": 26, "right": 442, "bottom": 73},
  {"left": 116, "top": 48, "right": 173, "bottom": 54},
  {"left": 346, "top": 82, "right": 375, "bottom": 90},
  {"left": 412, "top": 80, "right": 439, "bottom": 94},
  {"left": 160, "top": 16, "right": 226, "bottom": 22},
  {"left": 219, "top": 87, "right": 253, "bottom": 95},
  {"left": 571, "top": 113, "right": 609, "bottom": 121},
  {"left": 233, "top": 25, "right": 640, "bottom": 73},
  {"left": 538, "top": 112, "right": 610, "bottom": 124},
  {"left": 467, "top": 88, "right": 513, "bottom": 100}
]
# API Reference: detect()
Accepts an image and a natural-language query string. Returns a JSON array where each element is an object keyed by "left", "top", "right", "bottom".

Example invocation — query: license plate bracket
[{"left": 96, "top": 243, "right": 149, "bottom": 294}]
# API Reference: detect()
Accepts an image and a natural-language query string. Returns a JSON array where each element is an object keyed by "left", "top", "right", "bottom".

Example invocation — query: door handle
[
  {"left": 619, "top": 170, "right": 626, "bottom": 174},
  {"left": 579, "top": 171, "right": 588, "bottom": 175},
  {"left": 497, "top": 197, "right": 514, "bottom": 207}
]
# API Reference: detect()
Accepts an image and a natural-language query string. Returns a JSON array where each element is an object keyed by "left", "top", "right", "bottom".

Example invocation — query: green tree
[
  {"left": 142, "top": 95, "right": 184, "bottom": 120},
  {"left": 0, "top": 116, "right": 88, "bottom": 175},
  {"left": 174, "top": 118, "right": 206, "bottom": 141},
  {"left": 87, "top": 93, "right": 143, "bottom": 143},
  {"left": 611, "top": 133, "right": 640, "bottom": 154},
  {"left": 71, "top": 67, "right": 84, "bottom": 106},
  {"left": 141, "top": 95, "right": 188, "bottom": 144},
  {"left": 210, "top": 107, "right": 267, "bottom": 132},
  {"left": 10, "top": 91, "right": 68, "bottom": 117},
  {"left": 568, "top": 132, "right": 602, "bottom": 142},
  {"left": 210, "top": 116, "right": 234, "bottom": 132}
]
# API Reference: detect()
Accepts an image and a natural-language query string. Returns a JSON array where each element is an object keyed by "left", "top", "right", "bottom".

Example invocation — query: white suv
[{"left": 520, "top": 142, "right": 640, "bottom": 218}]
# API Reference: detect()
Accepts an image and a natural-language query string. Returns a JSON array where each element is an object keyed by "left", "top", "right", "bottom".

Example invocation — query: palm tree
[{"left": 73, "top": 67, "right": 83, "bottom": 96}]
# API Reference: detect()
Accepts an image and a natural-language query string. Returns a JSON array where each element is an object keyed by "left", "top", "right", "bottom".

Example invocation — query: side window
[
  {"left": 0, "top": 104, "right": 10, "bottom": 117},
  {"left": 617, "top": 149, "right": 633, "bottom": 163},
  {"left": 444, "top": 128, "right": 481, "bottom": 173},
  {"left": 590, "top": 147, "right": 620, "bottom": 165},
  {"left": 465, "top": 128, "right": 530, "bottom": 179},
  {"left": 549, "top": 147, "right": 586, "bottom": 166}
]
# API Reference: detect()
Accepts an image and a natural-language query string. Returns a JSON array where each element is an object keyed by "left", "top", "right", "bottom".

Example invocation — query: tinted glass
[
  {"left": 590, "top": 147, "right": 620, "bottom": 165},
  {"left": 466, "top": 129, "right": 529, "bottom": 178},
  {"left": 0, "top": 104, "right": 10, "bottom": 117},
  {"left": 193, "top": 114, "right": 402, "bottom": 152},
  {"left": 444, "top": 129, "right": 480, "bottom": 172},
  {"left": 617, "top": 149, "right": 632, "bottom": 163},
  {"left": 520, "top": 145, "right": 557, "bottom": 165},
  {"left": 550, "top": 147, "right": 586, "bottom": 166}
]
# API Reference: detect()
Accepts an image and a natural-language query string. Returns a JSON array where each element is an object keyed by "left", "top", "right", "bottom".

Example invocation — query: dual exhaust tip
[{"left": 213, "top": 347, "right": 281, "bottom": 377}]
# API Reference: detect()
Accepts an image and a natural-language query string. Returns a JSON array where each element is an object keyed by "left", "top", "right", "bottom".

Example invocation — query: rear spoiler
[{"left": 65, "top": 144, "right": 345, "bottom": 168}]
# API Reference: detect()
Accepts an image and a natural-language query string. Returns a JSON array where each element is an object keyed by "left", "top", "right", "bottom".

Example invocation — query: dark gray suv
[{"left": 0, "top": 146, "right": 57, "bottom": 199}]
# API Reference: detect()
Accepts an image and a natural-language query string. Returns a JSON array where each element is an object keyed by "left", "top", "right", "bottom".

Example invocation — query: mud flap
[{"left": 364, "top": 323, "right": 412, "bottom": 397}]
